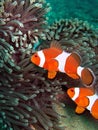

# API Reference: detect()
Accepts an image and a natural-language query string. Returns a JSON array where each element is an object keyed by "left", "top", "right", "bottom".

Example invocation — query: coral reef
[
  {"left": 41, "top": 18, "right": 98, "bottom": 92},
  {"left": 0, "top": 0, "right": 65, "bottom": 130},
  {"left": 0, "top": 0, "right": 98, "bottom": 130}
]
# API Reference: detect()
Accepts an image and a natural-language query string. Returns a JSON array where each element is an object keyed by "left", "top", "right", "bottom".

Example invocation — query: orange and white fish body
[
  {"left": 67, "top": 87, "right": 98, "bottom": 119},
  {"left": 31, "top": 41, "right": 95, "bottom": 86}
]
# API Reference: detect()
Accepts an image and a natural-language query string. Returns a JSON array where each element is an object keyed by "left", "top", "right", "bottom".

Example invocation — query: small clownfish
[
  {"left": 31, "top": 40, "right": 95, "bottom": 86},
  {"left": 67, "top": 87, "right": 98, "bottom": 119}
]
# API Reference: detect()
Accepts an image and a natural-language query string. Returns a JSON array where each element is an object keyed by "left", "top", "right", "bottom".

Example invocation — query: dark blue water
[{"left": 46, "top": 0, "right": 98, "bottom": 28}]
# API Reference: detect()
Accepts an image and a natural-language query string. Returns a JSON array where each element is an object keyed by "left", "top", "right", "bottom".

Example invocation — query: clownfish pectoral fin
[
  {"left": 76, "top": 97, "right": 89, "bottom": 107},
  {"left": 75, "top": 106, "right": 85, "bottom": 114},
  {"left": 47, "top": 59, "right": 58, "bottom": 79},
  {"left": 48, "top": 71, "right": 57, "bottom": 79},
  {"left": 81, "top": 68, "right": 95, "bottom": 86},
  {"left": 47, "top": 59, "right": 58, "bottom": 71}
]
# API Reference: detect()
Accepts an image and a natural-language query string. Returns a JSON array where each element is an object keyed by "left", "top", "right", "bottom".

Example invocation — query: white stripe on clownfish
[
  {"left": 87, "top": 94, "right": 98, "bottom": 111},
  {"left": 37, "top": 50, "right": 45, "bottom": 67},
  {"left": 54, "top": 51, "right": 71, "bottom": 73},
  {"left": 77, "top": 66, "right": 84, "bottom": 77},
  {"left": 72, "top": 88, "right": 80, "bottom": 101}
]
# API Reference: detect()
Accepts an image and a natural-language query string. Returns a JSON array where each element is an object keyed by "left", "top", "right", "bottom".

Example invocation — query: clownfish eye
[
  {"left": 34, "top": 54, "right": 38, "bottom": 57},
  {"left": 71, "top": 89, "right": 74, "bottom": 92}
]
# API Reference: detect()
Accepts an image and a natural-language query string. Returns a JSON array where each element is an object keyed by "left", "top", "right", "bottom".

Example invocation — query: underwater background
[
  {"left": 0, "top": 0, "right": 98, "bottom": 130},
  {"left": 46, "top": 0, "right": 98, "bottom": 28}
]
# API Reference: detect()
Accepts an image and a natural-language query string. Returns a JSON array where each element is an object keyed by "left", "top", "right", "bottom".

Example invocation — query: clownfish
[
  {"left": 67, "top": 87, "right": 98, "bottom": 119},
  {"left": 31, "top": 40, "right": 95, "bottom": 86}
]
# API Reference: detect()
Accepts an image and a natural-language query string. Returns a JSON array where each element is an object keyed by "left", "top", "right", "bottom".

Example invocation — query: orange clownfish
[
  {"left": 67, "top": 87, "right": 98, "bottom": 119},
  {"left": 31, "top": 41, "right": 95, "bottom": 86}
]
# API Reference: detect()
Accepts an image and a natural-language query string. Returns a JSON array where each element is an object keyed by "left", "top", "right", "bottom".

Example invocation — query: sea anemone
[
  {"left": 0, "top": 0, "right": 65, "bottom": 130},
  {"left": 0, "top": 38, "right": 21, "bottom": 87},
  {"left": 41, "top": 18, "right": 98, "bottom": 92},
  {"left": 0, "top": 0, "right": 50, "bottom": 62},
  {"left": 0, "top": 53, "right": 65, "bottom": 130},
  {"left": 1, "top": 0, "right": 98, "bottom": 129}
]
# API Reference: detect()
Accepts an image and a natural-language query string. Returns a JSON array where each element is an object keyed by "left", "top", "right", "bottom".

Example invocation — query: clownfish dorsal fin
[
  {"left": 50, "top": 40, "right": 62, "bottom": 50},
  {"left": 71, "top": 52, "right": 81, "bottom": 65}
]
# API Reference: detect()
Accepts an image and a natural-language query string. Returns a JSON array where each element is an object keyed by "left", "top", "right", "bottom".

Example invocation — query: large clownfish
[
  {"left": 31, "top": 41, "right": 95, "bottom": 86},
  {"left": 67, "top": 87, "right": 98, "bottom": 119}
]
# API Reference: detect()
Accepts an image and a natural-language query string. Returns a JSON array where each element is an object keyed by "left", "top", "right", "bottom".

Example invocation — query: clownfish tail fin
[{"left": 81, "top": 68, "right": 96, "bottom": 86}]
